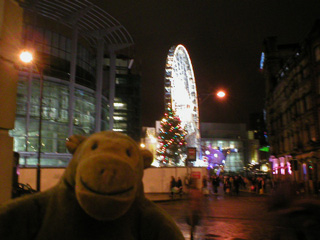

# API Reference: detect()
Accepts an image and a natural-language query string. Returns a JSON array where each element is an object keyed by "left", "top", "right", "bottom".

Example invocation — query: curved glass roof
[{"left": 16, "top": 0, "right": 134, "bottom": 50}]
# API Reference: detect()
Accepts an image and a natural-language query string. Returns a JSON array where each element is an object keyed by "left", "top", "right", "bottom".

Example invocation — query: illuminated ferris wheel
[{"left": 164, "top": 44, "right": 200, "bottom": 155}]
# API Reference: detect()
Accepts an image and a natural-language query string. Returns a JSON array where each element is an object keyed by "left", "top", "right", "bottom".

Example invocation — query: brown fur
[{"left": 0, "top": 131, "right": 184, "bottom": 239}]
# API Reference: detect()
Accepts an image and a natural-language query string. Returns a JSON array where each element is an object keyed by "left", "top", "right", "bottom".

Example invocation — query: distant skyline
[{"left": 97, "top": 0, "right": 320, "bottom": 127}]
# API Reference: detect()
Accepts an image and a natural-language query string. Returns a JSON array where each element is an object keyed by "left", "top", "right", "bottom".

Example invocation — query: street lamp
[
  {"left": 19, "top": 50, "right": 43, "bottom": 192},
  {"left": 19, "top": 51, "right": 33, "bottom": 63},
  {"left": 199, "top": 90, "right": 227, "bottom": 104},
  {"left": 216, "top": 90, "right": 226, "bottom": 98}
]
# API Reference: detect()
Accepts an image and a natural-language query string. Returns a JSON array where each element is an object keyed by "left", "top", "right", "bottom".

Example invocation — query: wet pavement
[
  {"left": 154, "top": 190, "right": 278, "bottom": 240},
  {"left": 145, "top": 192, "right": 187, "bottom": 202}
]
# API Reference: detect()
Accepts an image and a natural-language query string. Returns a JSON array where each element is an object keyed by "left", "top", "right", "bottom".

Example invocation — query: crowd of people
[
  {"left": 170, "top": 173, "right": 274, "bottom": 239},
  {"left": 170, "top": 174, "right": 274, "bottom": 197},
  {"left": 170, "top": 173, "right": 320, "bottom": 240},
  {"left": 215, "top": 174, "right": 273, "bottom": 196}
]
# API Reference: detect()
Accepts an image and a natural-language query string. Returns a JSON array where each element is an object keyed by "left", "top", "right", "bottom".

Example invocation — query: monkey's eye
[
  {"left": 91, "top": 142, "right": 98, "bottom": 150},
  {"left": 126, "top": 149, "right": 131, "bottom": 157}
]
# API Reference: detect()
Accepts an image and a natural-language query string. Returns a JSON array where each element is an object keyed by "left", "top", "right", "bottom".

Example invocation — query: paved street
[{"left": 156, "top": 191, "right": 278, "bottom": 240}]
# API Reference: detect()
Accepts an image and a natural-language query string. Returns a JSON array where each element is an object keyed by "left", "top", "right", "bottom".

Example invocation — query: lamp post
[
  {"left": 197, "top": 89, "right": 227, "bottom": 168},
  {"left": 198, "top": 90, "right": 226, "bottom": 104},
  {"left": 20, "top": 50, "right": 43, "bottom": 192}
]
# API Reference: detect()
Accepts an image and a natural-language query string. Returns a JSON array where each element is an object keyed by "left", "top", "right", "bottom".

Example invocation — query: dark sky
[{"left": 97, "top": 0, "right": 320, "bottom": 127}]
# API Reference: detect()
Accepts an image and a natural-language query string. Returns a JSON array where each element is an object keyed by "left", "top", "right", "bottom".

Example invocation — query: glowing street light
[
  {"left": 19, "top": 50, "right": 33, "bottom": 63},
  {"left": 19, "top": 50, "right": 43, "bottom": 192},
  {"left": 216, "top": 90, "right": 226, "bottom": 98},
  {"left": 199, "top": 89, "right": 227, "bottom": 104}
]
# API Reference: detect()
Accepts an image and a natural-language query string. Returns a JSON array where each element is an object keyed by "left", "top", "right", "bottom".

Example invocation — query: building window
[
  {"left": 74, "top": 89, "right": 95, "bottom": 134},
  {"left": 101, "top": 98, "right": 109, "bottom": 131},
  {"left": 23, "top": 24, "right": 95, "bottom": 86},
  {"left": 298, "top": 99, "right": 304, "bottom": 114},
  {"left": 114, "top": 102, "right": 127, "bottom": 110},
  {"left": 114, "top": 122, "right": 127, "bottom": 129},
  {"left": 306, "top": 95, "right": 312, "bottom": 110},
  {"left": 305, "top": 124, "right": 311, "bottom": 143},
  {"left": 12, "top": 77, "right": 98, "bottom": 167}
]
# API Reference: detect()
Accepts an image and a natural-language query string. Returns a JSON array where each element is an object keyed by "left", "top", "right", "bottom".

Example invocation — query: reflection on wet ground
[{"left": 157, "top": 193, "right": 278, "bottom": 240}]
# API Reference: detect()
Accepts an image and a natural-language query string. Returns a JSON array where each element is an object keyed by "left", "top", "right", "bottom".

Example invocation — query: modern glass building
[
  {"left": 114, "top": 66, "right": 141, "bottom": 142},
  {"left": 200, "top": 123, "right": 254, "bottom": 173},
  {"left": 10, "top": 0, "right": 140, "bottom": 168},
  {"left": 201, "top": 138, "right": 244, "bottom": 172}
]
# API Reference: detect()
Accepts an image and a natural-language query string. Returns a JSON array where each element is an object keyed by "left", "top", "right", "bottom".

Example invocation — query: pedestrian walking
[
  {"left": 184, "top": 173, "right": 191, "bottom": 189},
  {"left": 258, "top": 177, "right": 265, "bottom": 194},
  {"left": 186, "top": 178, "right": 203, "bottom": 240},
  {"left": 202, "top": 175, "right": 209, "bottom": 196},
  {"left": 176, "top": 177, "right": 183, "bottom": 197},
  {"left": 229, "top": 176, "right": 234, "bottom": 194},
  {"left": 211, "top": 175, "right": 220, "bottom": 194},
  {"left": 250, "top": 177, "right": 257, "bottom": 192},
  {"left": 224, "top": 176, "right": 231, "bottom": 194},
  {"left": 170, "top": 176, "right": 177, "bottom": 198},
  {"left": 233, "top": 175, "right": 240, "bottom": 195}
]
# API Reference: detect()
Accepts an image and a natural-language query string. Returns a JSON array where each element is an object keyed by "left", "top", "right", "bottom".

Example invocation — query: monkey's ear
[
  {"left": 66, "top": 135, "right": 87, "bottom": 154},
  {"left": 141, "top": 149, "right": 153, "bottom": 169}
]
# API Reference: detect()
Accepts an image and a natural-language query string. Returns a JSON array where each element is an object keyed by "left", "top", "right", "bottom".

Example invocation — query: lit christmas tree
[{"left": 157, "top": 105, "right": 187, "bottom": 166}]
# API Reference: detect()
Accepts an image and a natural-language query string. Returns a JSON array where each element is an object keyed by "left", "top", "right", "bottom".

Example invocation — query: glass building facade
[
  {"left": 114, "top": 72, "right": 141, "bottom": 142},
  {"left": 201, "top": 139, "right": 244, "bottom": 172},
  {"left": 10, "top": 3, "right": 138, "bottom": 168},
  {"left": 12, "top": 71, "right": 101, "bottom": 167}
]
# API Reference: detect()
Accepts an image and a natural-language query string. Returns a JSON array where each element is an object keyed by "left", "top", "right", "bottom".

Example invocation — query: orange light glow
[
  {"left": 216, "top": 91, "right": 226, "bottom": 98},
  {"left": 19, "top": 51, "right": 33, "bottom": 63}
]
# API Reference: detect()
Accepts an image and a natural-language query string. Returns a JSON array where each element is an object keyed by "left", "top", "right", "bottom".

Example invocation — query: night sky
[{"left": 97, "top": 0, "right": 320, "bottom": 128}]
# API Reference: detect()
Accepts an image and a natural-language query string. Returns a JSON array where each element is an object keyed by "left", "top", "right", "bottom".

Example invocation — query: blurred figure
[
  {"left": 265, "top": 177, "right": 273, "bottom": 194},
  {"left": 224, "top": 176, "right": 231, "bottom": 194},
  {"left": 233, "top": 175, "right": 240, "bottom": 195},
  {"left": 257, "top": 177, "right": 265, "bottom": 194},
  {"left": 170, "top": 176, "right": 177, "bottom": 198},
  {"left": 250, "top": 177, "right": 257, "bottom": 192},
  {"left": 186, "top": 178, "right": 203, "bottom": 240},
  {"left": 202, "top": 175, "right": 209, "bottom": 196},
  {"left": 229, "top": 176, "right": 234, "bottom": 195},
  {"left": 268, "top": 181, "right": 320, "bottom": 239},
  {"left": 176, "top": 177, "right": 183, "bottom": 197},
  {"left": 184, "top": 173, "right": 191, "bottom": 189},
  {"left": 211, "top": 175, "right": 220, "bottom": 194}
]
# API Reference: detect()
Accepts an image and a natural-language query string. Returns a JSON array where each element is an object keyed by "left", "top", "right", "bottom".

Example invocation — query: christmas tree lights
[{"left": 157, "top": 105, "right": 187, "bottom": 166}]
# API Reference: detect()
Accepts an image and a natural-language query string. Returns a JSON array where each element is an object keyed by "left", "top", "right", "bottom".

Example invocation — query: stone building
[{"left": 262, "top": 19, "right": 320, "bottom": 193}]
